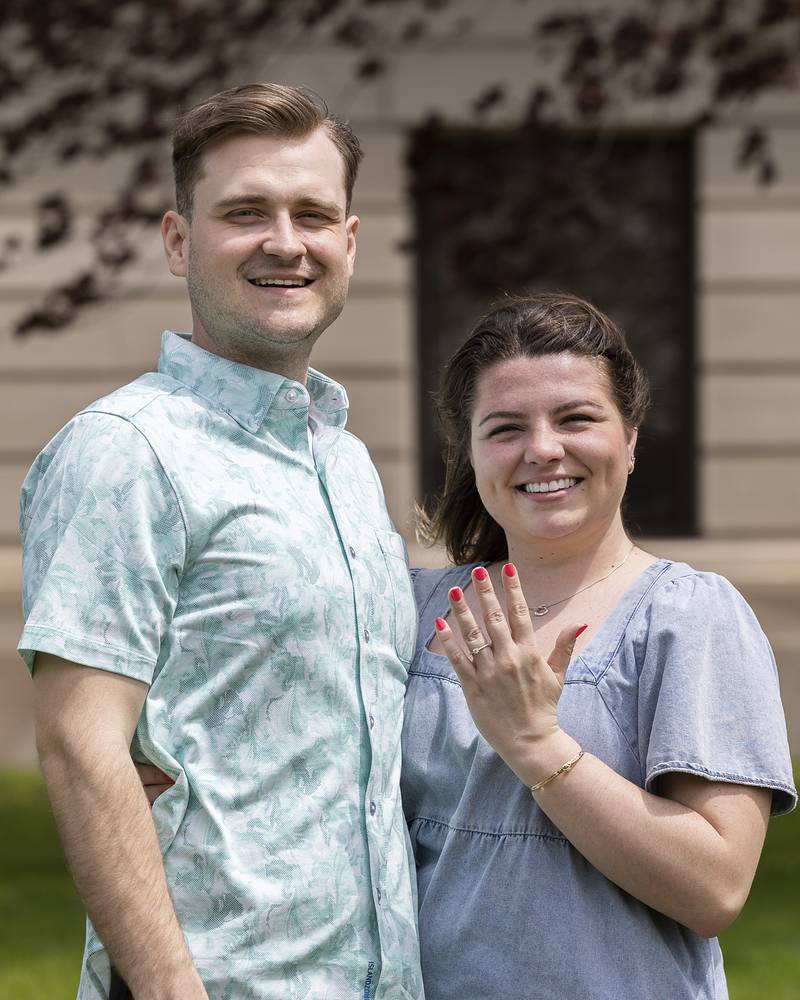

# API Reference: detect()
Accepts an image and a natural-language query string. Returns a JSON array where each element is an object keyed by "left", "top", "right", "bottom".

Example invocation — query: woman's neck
[{"left": 504, "top": 521, "right": 635, "bottom": 608}]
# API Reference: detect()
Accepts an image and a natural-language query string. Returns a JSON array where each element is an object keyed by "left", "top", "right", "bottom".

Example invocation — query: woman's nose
[{"left": 523, "top": 425, "right": 565, "bottom": 464}]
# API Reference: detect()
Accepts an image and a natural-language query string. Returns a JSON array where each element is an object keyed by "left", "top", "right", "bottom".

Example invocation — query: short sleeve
[
  {"left": 638, "top": 571, "right": 796, "bottom": 816},
  {"left": 18, "top": 412, "right": 187, "bottom": 683}
]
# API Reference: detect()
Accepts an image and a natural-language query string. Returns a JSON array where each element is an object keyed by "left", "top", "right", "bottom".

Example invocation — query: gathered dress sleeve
[{"left": 636, "top": 569, "right": 796, "bottom": 816}]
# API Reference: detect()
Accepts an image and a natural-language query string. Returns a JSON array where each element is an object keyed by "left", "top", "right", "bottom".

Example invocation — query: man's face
[{"left": 162, "top": 129, "right": 358, "bottom": 376}]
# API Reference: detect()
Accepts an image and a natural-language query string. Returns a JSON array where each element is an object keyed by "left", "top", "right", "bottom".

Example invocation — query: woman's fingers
[
  {"left": 446, "top": 584, "right": 491, "bottom": 661},
  {"left": 469, "top": 566, "right": 513, "bottom": 652},
  {"left": 434, "top": 614, "right": 477, "bottom": 681},
  {"left": 547, "top": 624, "right": 589, "bottom": 685},
  {"left": 500, "top": 563, "right": 537, "bottom": 646}
]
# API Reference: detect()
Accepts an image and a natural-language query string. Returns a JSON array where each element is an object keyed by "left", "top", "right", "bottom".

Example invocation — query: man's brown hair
[{"left": 172, "top": 83, "right": 363, "bottom": 218}]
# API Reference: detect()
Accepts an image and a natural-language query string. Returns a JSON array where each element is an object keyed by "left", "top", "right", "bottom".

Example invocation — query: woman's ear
[{"left": 627, "top": 427, "right": 638, "bottom": 474}]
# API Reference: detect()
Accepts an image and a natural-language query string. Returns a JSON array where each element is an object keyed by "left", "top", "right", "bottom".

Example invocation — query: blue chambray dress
[
  {"left": 19, "top": 332, "right": 423, "bottom": 1000},
  {"left": 401, "top": 559, "right": 796, "bottom": 1000}
]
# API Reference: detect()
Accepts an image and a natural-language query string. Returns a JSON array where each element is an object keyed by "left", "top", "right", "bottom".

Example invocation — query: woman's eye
[
  {"left": 563, "top": 413, "right": 594, "bottom": 424},
  {"left": 487, "top": 424, "right": 520, "bottom": 437}
]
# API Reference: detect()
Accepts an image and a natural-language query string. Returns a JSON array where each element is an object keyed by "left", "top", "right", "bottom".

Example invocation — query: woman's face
[{"left": 469, "top": 353, "right": 637, "bottom": 549}]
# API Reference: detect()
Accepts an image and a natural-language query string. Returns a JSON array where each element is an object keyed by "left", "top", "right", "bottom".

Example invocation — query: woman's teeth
[{"left": 522, "top": 478, "right": 578, "bottom": 493}]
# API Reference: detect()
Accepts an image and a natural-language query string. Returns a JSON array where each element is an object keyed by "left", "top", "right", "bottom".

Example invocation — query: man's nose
[
  {"left": 260, "top": 215, "right": 306, "bottom": 259},
  {"left": 523, "top": 424, "right": 565, "bottom": 464}
]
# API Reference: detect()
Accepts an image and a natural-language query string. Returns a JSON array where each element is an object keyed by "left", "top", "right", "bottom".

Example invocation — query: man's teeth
[
  {"left": 251, "top": 278, "right": 308, "bottom": 286},
  {"left": 523, "top": 478, "right": 578, "bottom": 493}
]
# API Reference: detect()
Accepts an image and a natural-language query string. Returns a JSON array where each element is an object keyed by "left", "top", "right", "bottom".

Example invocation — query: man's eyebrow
[{"left": 211, "top": 194, "right": 341, "bottom": 214}]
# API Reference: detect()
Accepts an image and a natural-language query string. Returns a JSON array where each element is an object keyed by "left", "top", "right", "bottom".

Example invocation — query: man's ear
[
  {"left": 162, "top": 211, "right": 189, "bottom": 277},
  {"left": 345, "top": 214, "right": 359, "bottom": 277}
]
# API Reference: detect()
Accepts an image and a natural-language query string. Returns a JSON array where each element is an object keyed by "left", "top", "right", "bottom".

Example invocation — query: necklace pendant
[{"left": 532, "top": 605, "right": 550, "bottom": 617}]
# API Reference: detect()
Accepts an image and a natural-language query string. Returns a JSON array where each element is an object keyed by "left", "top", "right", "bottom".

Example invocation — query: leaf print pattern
[{"left": 19, "top": 332, "right": 423, "bottom": 1000}]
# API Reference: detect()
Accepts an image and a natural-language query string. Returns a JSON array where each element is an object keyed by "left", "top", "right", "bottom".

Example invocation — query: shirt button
[
  {"left": 349, "top": 545, "right": 356, "bottom": 558},
  {"left": 285, "top": 388, "right": 298, "bottom": 402},
  {"left": 368, "top": 713, "right": 375, "bottom": 729},
  {"left": 363, "top": 628, "right": 370, "bottom": 643},
  {"left": 376, "top": 886, "right": 382, "bottom": 902},
  {"left": 369, "top": 800, "right": 377, "bottom": 816}
]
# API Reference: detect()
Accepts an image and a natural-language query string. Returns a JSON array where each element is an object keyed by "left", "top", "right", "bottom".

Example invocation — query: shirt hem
[{"left": 18, "top": 625, "right": 155, "bottom": 684}]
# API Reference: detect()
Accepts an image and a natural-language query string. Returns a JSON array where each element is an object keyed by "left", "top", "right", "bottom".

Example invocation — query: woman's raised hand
[{"left": 434, "top": 563, "right": 586, "bottom": 780}]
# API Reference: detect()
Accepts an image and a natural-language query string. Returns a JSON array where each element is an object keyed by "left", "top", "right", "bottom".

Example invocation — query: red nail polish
[
  {"left": 576, "top": 624, "right": 589, "bottom": 637},
  {"left": 503, "top": 563, "right": 516, "bottom": 578},
  {"left": 435, "top": 617, "right": 447, "bottom": 631},
  {"left": 473, "top": 567, "right": 488, "bottom": 581},
  {"left": 449, "top": 586, "right": 463, "bottom": 602}
]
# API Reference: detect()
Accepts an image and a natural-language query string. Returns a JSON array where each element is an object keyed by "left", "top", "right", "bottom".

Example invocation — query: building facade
[{"left": 1, "top": 2, "right": 799, "bottom": 762}]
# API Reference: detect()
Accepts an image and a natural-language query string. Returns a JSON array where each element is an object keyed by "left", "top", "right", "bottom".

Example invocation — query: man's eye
[{"left": 230, "top": 209, "right": 259, "bottom": 218}]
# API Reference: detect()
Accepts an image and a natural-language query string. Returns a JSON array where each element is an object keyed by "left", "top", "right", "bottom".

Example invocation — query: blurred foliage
[
  {"left": 0, "top": 767, "right": 798, "bottom": 999},
  {"left": 0, "top": 0, "right": 799, "bottom": 334}
]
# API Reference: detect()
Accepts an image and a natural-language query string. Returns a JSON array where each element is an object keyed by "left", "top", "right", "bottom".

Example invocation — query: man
[{"left": 19, "top": 84, "right": 423, "bottom": 1000}]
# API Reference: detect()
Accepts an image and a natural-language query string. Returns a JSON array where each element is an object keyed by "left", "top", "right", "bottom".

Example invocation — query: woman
[
  {"left": 401, "top": 292, "right": 795, "bottom": 999},
  {"left": 140, "top": 292, "right": 796, "bottom": 998}
]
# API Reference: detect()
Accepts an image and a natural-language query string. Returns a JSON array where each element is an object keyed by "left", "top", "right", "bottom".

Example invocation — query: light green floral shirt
[{"left": 19, "top": 331, "right": 424, "bottom": 1000}]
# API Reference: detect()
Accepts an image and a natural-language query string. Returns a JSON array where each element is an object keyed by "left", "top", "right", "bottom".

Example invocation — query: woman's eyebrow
[
  {"left": 552, "top": 399, "right": 605, "bottom": 415},
  {"left": 477, "top": 410, "right": 526, "bottom": 427}
]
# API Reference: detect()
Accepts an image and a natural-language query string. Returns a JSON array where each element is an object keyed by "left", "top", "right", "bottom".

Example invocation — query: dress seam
[
  {"left": 410, "top": 814, "right": 567, "bottom": 842},
  {"left": 407, "top": 669, "right": 461, "bottom": 687}
]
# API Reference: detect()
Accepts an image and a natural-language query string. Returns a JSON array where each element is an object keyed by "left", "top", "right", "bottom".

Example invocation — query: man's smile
[{"left": 247, "top": 276, "right": 315, "bottom": 287}]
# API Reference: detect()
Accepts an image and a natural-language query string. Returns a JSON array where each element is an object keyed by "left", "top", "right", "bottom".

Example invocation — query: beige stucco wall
[{"left": 1, "top": 10, "right": 799, "bottom": 763}]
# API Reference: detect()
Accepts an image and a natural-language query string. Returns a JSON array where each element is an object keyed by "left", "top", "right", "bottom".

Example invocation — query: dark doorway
[{"left": 411, "top": 125, "right": 696, "bottom": 537}]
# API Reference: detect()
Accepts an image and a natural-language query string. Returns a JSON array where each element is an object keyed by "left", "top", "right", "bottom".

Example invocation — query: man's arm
[{"left": 33, "top": 653, "right": 208, "bottom": 1000}]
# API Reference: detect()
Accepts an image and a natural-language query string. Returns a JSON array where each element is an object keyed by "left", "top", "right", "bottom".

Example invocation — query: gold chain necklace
[{"left": 526, "top": 545, "right": 636, "bottom": 617}]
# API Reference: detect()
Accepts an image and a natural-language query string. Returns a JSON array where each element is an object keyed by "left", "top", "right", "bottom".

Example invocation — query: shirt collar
[{"left": 158, "top": 331, "right": 349, "bottom": 434}]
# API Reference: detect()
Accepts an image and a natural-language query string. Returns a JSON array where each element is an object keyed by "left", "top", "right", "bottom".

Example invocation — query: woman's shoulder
[
  {"left": 590, "top": 558, "right": 769, "bottom": 683},
  {"left": 642, "top": 559, "right": 759, "bottom": 623},
  {"left": 409, "top": 562, "right": 482, "bottom": 614}
]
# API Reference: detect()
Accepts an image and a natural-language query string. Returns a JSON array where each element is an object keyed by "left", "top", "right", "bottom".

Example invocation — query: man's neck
[{"left": 190, "top": 330, "right": 311, "bottom": 385}]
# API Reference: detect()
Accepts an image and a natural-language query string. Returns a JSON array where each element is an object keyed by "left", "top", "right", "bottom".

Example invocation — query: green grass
[
  {"left": 0, "top": 770, "right": 83, "bottom": 999},
  {"left": 719, "top": 782, "right": 800, "bottom": 1000},
  {"left": 1, "top": 769, "right": 798, "bottom": 999}
]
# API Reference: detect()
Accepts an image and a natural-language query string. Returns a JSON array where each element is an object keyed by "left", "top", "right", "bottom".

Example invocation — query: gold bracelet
[{"left": 530, "top": 749, "right": 584, "bottom": 793}]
